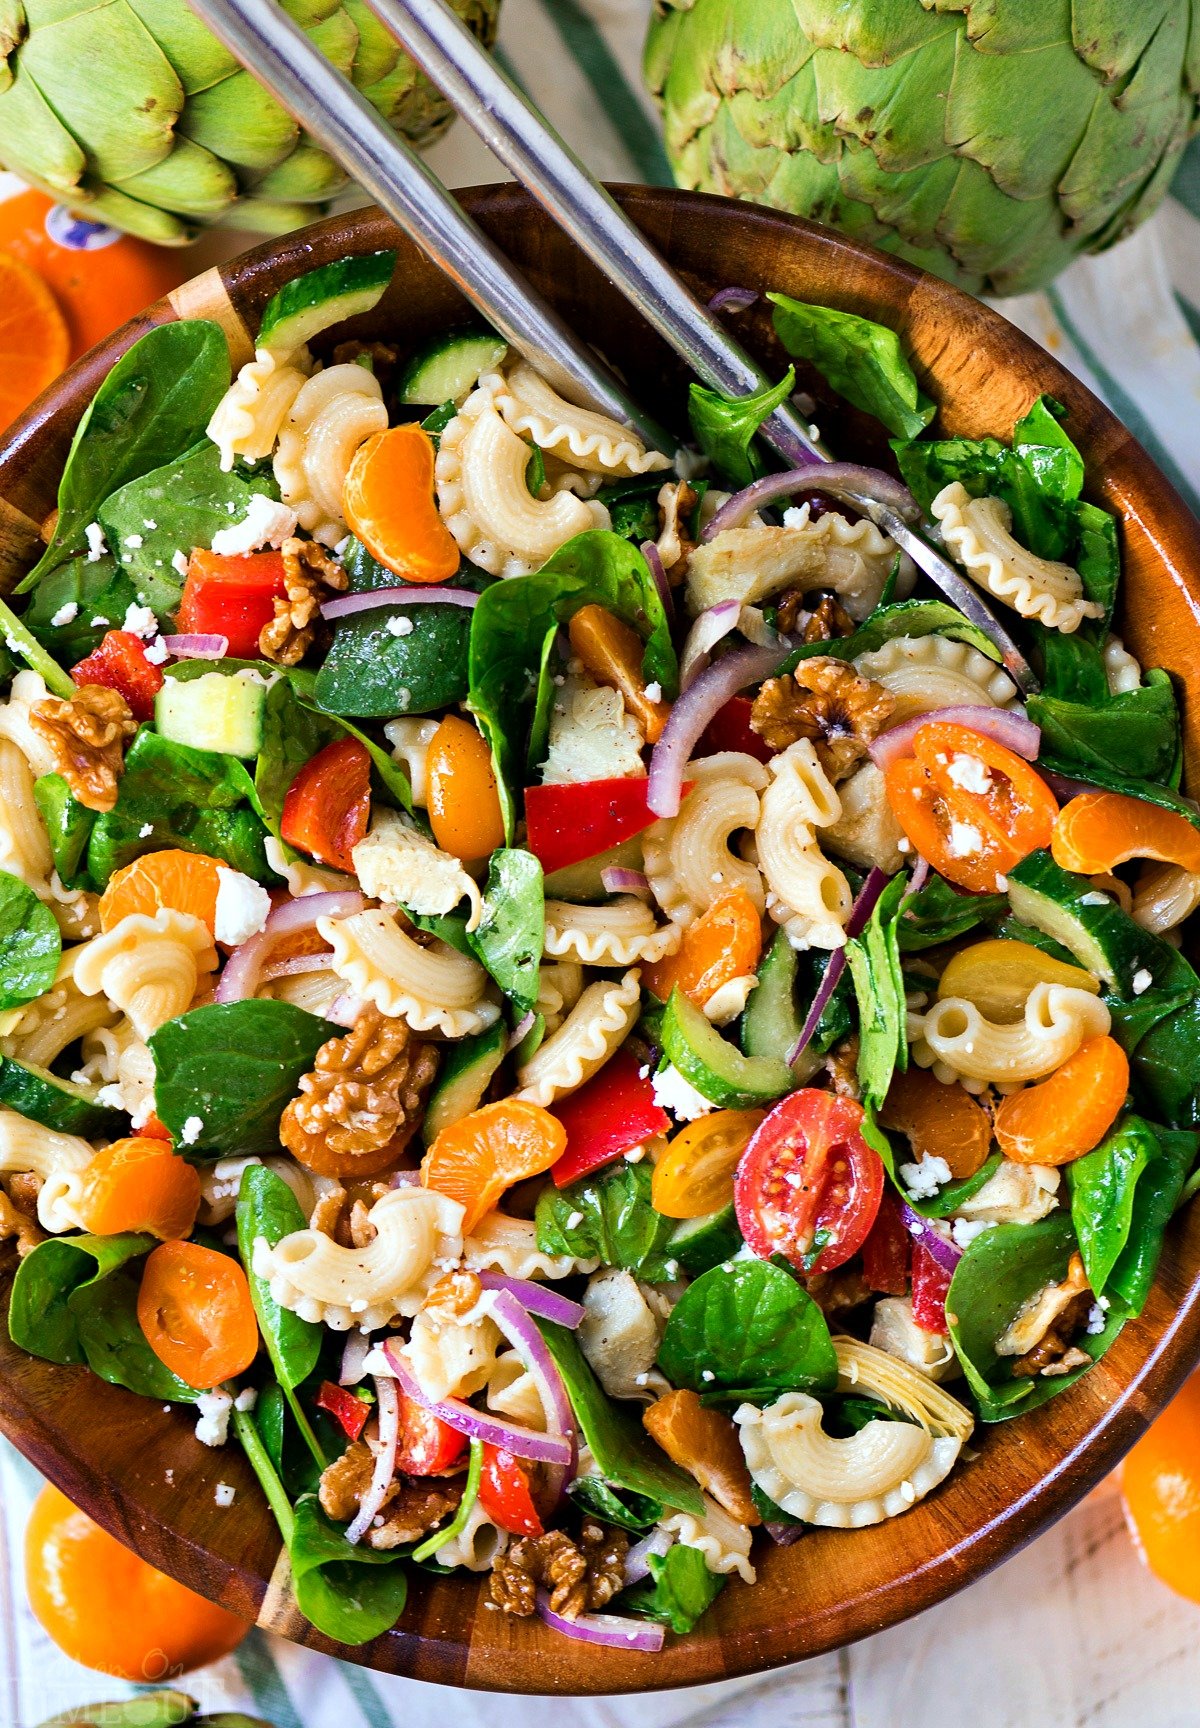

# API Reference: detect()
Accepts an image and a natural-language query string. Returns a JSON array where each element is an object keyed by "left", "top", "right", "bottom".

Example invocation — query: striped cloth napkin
[{"left": 5, "top": 0, "right": 1200, "bottom": 1720}]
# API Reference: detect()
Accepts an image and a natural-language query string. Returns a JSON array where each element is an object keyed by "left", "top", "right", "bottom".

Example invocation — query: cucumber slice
[
  {"left": 542, "top": 836, "right": 644, "bottom": 903},
  {"left": 1006, "top": 851, "right": 1168, "bottom": 993},
  {"left": 740, "top": 929, "right": 822, "bottom": 1082},
  {"left": 422, "top": 1022, "right": 507, "bottom": 1146},
  {"left": 156, "top": 671, "right": 266, "bottom": 759},
  {"left": 667, "top": 1204, "right": 743, "bottom": 1276},
  {"left": 258, "top": 251, "right": 396, "bottom": 353},
  {"left": 0, "top": 1057, "right": 125, "bottom": 1138},
  {"left": 662, "top": 990, "right": 792, "bottom": 1108},
  {"left": 398, "top": 329, "right": 508, "bottom": 406}
]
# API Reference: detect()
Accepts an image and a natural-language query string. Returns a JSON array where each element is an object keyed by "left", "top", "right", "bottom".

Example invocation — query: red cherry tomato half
[
  {"left": 314, "top": 1379, "right": 370, "bottom": 1442},
  {"left": 911, "top": 1240, "right": 952, "bottom": 1334},
  {"left": 395, "top": 1391, "right": 468, "bottom": 1476},
  {"left": 698, "top": 695, "right": 772, "bottom": 764},
  {"left": 478, "top": 1444, "right": 544, "bottom": 1537},
  {"left": 734, "top": 1089, "right": 884, "bottom": 1275},
  {"left": 280, "top": 736, "right": 371, "bottom": 874}
]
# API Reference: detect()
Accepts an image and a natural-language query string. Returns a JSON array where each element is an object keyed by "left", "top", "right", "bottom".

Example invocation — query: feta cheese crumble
[
  {"left": 900, "top": 1153, "right": 953, "bottom": 1200},
  {"left": 123, "top": 533, "right": 144, "bottom": 550},
  {"left": 210, "top": 493, "right": 299, "bottom": 557},
  {"left": 1131, "top": 967, "right": 1153, "bottom": 996},
  {"left": 651, "top": 1062, "right": 717, "bottom": 1122},
  {"left": 213, "top": 866, "right": 272, "bottom": 946},
  {"left": 143, "top": 636, "right": 170, "bottom": 665},
  {"left": 84, "top": 522, "right": 107, "bottom": 562},
  {"left": 122, "top": 601, "right": 158, "bottom": 640},
  {"left": 946, "top": 821, "right": 983, "bottom": 859},
  {"left": 180, "top": 1115, "right": 204, "bottom": 1147},
  {"left": 385, "top": 614, "right": 414, "bottom": 637},
  {"left": 171, "top": 549, "right": 190, "bottom": 577},
  {"left": 194, "top": 1389, "right": 232, "bottom": 1447},
  {"left": 214, "top": 1482, "right": 236, "bottom": 1507},
  {"left": 50, "top": 601, "right": 78, "bottom": 627},
  {"left": 945, "top": 752, "right": 992, "bottom": 794}
]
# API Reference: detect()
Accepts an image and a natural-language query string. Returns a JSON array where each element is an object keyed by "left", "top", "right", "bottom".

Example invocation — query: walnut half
[
  {"left": 30, "top": 685, "right": 137, "bottom": 812},
  {"left": 750, "top": 658, "right": 894, "bottom": 782},
  {"left": 489, "top": 1522, "right": 629, "bottom": 1619},
  {"left": 259, "top": 536, "right": 349, "bottom": 666}
]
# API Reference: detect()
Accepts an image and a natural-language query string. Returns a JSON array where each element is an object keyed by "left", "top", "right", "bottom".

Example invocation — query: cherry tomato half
[
  {"left": 395, "top": 1390, "right": 468, "bottom": 1475},
  {"left": 136, "top": 1241, "right": 258, "bottom": 1390},
  {"left": 734, "top": 1089, "right": 884, "bottom": 1275},
  {"left": 478, "top": 1444, "right": 544, "bottom": 1537}
]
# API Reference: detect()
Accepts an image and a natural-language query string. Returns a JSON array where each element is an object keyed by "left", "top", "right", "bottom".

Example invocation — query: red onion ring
[
  {"left": 680, "top": 600, "right": 741, "bottom": 690},
  {"left": 535, "top": 1591, "right": 665, "bottom": 1651},
  {"left": 339, "top": 1334, "right": 371, "bottom": 1386},
  {"left": 707, "top": 286, "right": 758, "bottom": 313},
  {"left": 258, "top": 953, "right": 335, "bottom": 982},
  {"left": 345, "top": 1374, "right": 399, "bottom": 1545},
  {"left": 640, "top": 539, "right": 673, "bottom": 620},
  {"left": 869, "top": 706, "right": 1041, "bottom": 770},
  {"left": 322, "top": 586, "right": 480, "bottom": 622},
  {"left": 161, "top": 633, "right": 229, "bottom": 658},
  {"left": 477, "top": 1272, "right": 584, "bottom": 1329},
  {"left": 648, "top": 641, "right": 790, "bottom": 819},
  {"left": 215, "top": 889, "right": 364, "bottom": 1003},
  {"left": 786, "top": 867, "right": 891, "bottom": 1066},
  {"left": 899, "top": 1201, "right": 963, "bottom": 1273},
  {"left": 623, "top": 1528, "right": 674, "bottom": 1585},
  {"left": 906, "top": 853, "right": 932, "bottom": 899},
  {"left": 506, "top": 1010, "right": 536, "bottom": 1053},
  {"left": 764, "top": 1520, "right": 806, "bottom": 1547},
  {"left": 600, "top": 866, "right": 651, "bottom": 898},
  {"left": 701, "top": 465, "right": 918, "bottom": 541},
  {"left": 325, "top": 990, "right": 364, "bottom": 1028},
  {"left": 382, "top": 1339, "right": 573, "bottom": 1466},
  {"left": 487, "top": 1288, "right": 578, "bottom": 1505}
]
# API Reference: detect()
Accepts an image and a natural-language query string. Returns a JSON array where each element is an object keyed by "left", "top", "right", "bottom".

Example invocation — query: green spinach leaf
[
  {"left": 536, "top": 1161, "right": 678, "bottom": 1281},
  {"left": 314, "top": 602, "right": 472, "bottom": 718},
  {"left": 568, "top": 1475, "right": 664, "bottom": 1531},
  {"left": 620, "top": 1544, "right": 725, "bottom": 1634},
  {"left": 467, "top": 847, "right": 543, "bottom": 1013},
  {"left": 0, "top": 869, "right": 60, "bottom": 1007},
  {"left": 150, "top": 1000, "right": 338, "bottom": 1159},
  {"left": 10, "top": 1232, "right": 154, "bottom": 1366},
  {"left": 236, "top": 1164, "right": 322, "bottom": 1392},
  {"left": 73, "top": 1270, "right": 201, "bottom": 1402},
  {"left": 778, "top": 598, "right": 1002, "bottom": 679},
  {"left": 769, "top": 294, "right": 934, "bottom": 440},
  {"left": 898, "top": 873, "right": 1007, "bottom": 952},
  {"left": 656, "top": 1260, "right": 837, "bottom": 1400},
  {"left": 845, "top": 873, "right": 908, "bottom": 1106},
  {"left": 596, "top": 474, "right": 663, "bottom": 544},
  {"left": 1069, "top": 1116, "right": 1157, "bottom": 1297},
  {"left": 24, "top": 554, "right": 138, "bottom": 664},
  {"left": 1029, "top": 670, "right": 1180, "bottom": 786},
  {"left": 289, "top": 1493, "right": 409, "bottom": 1643},
  {"left": 687, "top": 367, "right": 795, "bottom": 488},
  {"left": 1108, "top": 1126, "right": 1200, "bottom": 1315}
]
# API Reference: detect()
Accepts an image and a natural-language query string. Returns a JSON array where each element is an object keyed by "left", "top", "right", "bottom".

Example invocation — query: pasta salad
[{"left": 1, "top": 249, "right": 1197, "bottom": 1650}]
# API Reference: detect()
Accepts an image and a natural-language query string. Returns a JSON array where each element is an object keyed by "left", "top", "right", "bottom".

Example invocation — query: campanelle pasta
[
  {"left": 643, "top": 752, "right": 768, "bottom": 925},
  {"left": 516, "top": 969, "right": 642, "bottom": 1105},
  {"left": 932, "top": 482, "right": 1104, "bottom": 634},
  {"left": 319, "top": 908, "right": 499, "bottom": 1036}
]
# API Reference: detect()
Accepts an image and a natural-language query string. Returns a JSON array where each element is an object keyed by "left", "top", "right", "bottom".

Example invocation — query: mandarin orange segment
[
  {"left": 137, "top": 1240, "right": 259, "bottom": 1390},
  {"left": 651, "top": 1108, "right": 764, "bottom": 1218},
  {"left": 0, "top": 251, "right": 69, "bottom": 429},
  {"left": 421, "top": 1097, "right": 566, "bottom": 1232},
  {"left": 99, "top": 848, "right": 225, "bottom": 933},
  {"left": 568, "top": 605, "right": 670, "bottom": 743},
  {"left": 643, "top": 888, "right": 763, "bottom": 1007},
  {"left": 342, "top": 424, "right": 460, "bottom": 582},
  {"left": 426, "top": 715, "right": 505, "bottom": 862},
  {"left": 76, "top": 1137, "right": 202, "bottom": 1240},
  {"left": 1122, "top": 1370, "right": 1200, "bottom": 1603},
  {"left": 878, "top": 1065, "right": 992, "bottom": 1180},
  {"left": 643, "top": 1390, "right": 759, "bottom": 1524},
  {"left": 994, "top": 1035, "right": 1129, "bottom": 1166},
  {"left": 1052, "top": 790, "right": 1200, "bottom": 877}
]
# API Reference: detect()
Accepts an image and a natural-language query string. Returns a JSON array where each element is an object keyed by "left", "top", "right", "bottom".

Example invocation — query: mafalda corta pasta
[{"left": 0, "top": 253, "right": 1195, "bottom": 1654}]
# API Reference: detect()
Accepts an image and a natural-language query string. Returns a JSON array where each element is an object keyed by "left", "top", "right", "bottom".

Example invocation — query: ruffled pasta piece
[
  {"left": 736, "top": 1392, "right": 962, "bottom": 1529},
  {"left": 481, "top": 361, "right": 670, "bottom": 479},
  {"left": 207, "top": 345, "right": 311, "bottom": 471},
  {"left": 854, "top": 633, "right": 1018, "bottom": 722},
  {"left": 319, "top": 908, "right": 499, "bottom": 1037},
  {"left": 1133, "top": 861, "right": 1200, "bottom": 935},
  {"left": 0, "top": 954, "right": 117, "bottom": 1068},
  {"left": 536, "top": 962, "right": 585, "bottom": 1035},
  {"left": 384, "top": 718, "right": 439, "bottom": 808},
  {"left": 578, "top": 1267, "right": 669, "bottom": 1402},
  {"left": 352, "top": 810, "right": 483, "bottom": 933},
  {"left": 262, "top": 836, "right": 353, "bottom": 898},
  {"left": 822, "top": 762, "right": 907, "bottom": 875},
  {"left": 433, "top": 1498, "right": 509, "bottom": 1572},
  {"left": 274, "top": 365, "right": 389, "bottom": 546},
  {"left": 434, "top": 388, "right": 608, "bottom": 578},
  {"left": 516, "top": 969, "right": 641, "bottom": 1106},
  {"left": 80, "top": 1017, "right": 157, "bottom": 1128},
  {"left": 931, "top": 482, "right": 1103, "bottom": 634},
  {"left": 0, "top": 738, "right": 52, "bottom": 895},
  {"left": 757, "top": 740, "right": 853, "bottom": 951},
  {"left": 261, "top": 968, "right": 348, "bottom": 1020},
  {"left": 461, "top": 1210, "right": 599, "bottom": 1279},
  {"left": 401, "top": 1306, "right": 503, "bottom": 1404},
  {"left": 0, "top": 1107, "right": 94, "bottom": 1234},
  {"left": 661, "top": 1492, "right": 756, "bottom": 1583},
  {"left": 909, "top": 982, "right": 1111, "bottom": 1088},
  {"left": 643, "top": 753, "right": 768, "bottom": 927},
  {"left": 0, "top": 670, "right": 57, "bottom": 779},
  {"left": 73, "top": 910, "right": 217, "bottom": 1040},
  {"left": 686, "top": 508, "right": 906, "bottom": 621},
  {"left": 252, "top": 1186, "right": 465, "bottom": 1330},
  {"left": 486, "top": 1349, "right": 548, "bottom": 1429},
  {"left": 1103, "top": 634, "right": 1142, "bottom": 694},
  {"left": 540, "top": 669, "right": 646, "bottom": 785},
  {"left": 543, "top": 897, "right": 681, "bottom": 966}
]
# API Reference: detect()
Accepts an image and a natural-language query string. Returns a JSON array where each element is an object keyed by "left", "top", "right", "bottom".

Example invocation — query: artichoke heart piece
[{"left": 834, "top": 1336, "right": 975, "bottom": 1445}]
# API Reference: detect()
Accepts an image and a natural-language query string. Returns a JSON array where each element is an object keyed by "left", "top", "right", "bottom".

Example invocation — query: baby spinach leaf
[
  {"left": 778, "top": 598, "right": 1003, "bottom": 679},
  {"left": 898, "top": 873, "right": 1007, "bottom": 952},
  {"left": 467, "top": 847, "right": 543, "bottom": 1013},
  {"left": 72, "top": 1269, "right": 201, "bottom": 1403},
  {"left": 1068, "top": 1115, "right": 1158, "bottom": 1296},
  {"left": 1106, "top": 1125, "right": 1200, "bottom": 1315},
  {"left": 288, "top": 1493, "right": 410, "bottom": 1643},
  {"left": 469, "top": 529, "right": 676, "bottom": 836},
  {"left": 687, "top": 367, "right": 795, "bottom": 488},
  {"left": 98, "top": 442, "right": 280, "bottom": 616},
  {"left": 255, "top": 676, "right": 339, "bottom": 835},
  {"left": 9, "top": 1232, "right": 154, "bottom": 1366},
  {"left": 536, "top": 1161, "right": 678, "bottom": 1281},
  {"left": 769, "top": 294, "right": 934, "bottom": 441},
  {"left": 236, "top": 1164, "right": 322, "bottom": 1392},
  {"left": 568, "top": 1475, "right": 664, "bottom": 1531},
  {"left": 151, "top": 1000, "right": 338, "bottom": 1159},
  {"left": 1029, "top": 670, "right": 1180, "bottom": 786},
  {"left": 656, "top": 1260, "right": 838, "bottom": 1400},
  {"left": 314, "top": 601, "right": 472, "bottom": 718},
  {"left": 534, "top": 1318, "right": 704, "bottom": 1514},
  {"left": 0, "top": 869, "right": 60, "bottom": 1007},
  {"left": 23, "top": 321, "right": 232, "bottom": 590},
  {"left": 24, "top": 553, "right": 138, "bottom": 664},
  {"left": 1032, "top": 623, "right": 1110, "bottom": 706},
  {"left": 845, "top": 873, "right": 908, "bottom": 1106},
  {"left": 596, "top": 474, "right": 663, "bottom": 544},
  {"left": 620, "top": 1543, "right": 725, "bottom": 1634}
]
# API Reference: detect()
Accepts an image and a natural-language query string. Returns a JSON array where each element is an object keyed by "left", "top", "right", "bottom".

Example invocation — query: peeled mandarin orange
[
  {"left": 421, "top": 1098, "right": 566, "bottom": 1232},
  {"left": 76, "top": 1137, "right": 202, "bottom": 1240},
  {"left": 99, "top": 849, "right": 226, "bottom": 933}
]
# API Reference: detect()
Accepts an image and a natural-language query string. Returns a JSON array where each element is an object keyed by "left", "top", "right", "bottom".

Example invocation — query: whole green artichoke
[
  {"left": 0, "top": 0, "right": 500, "bottom": 245},
  {"left": 644, "top": 0, "right": 1200, "bottom": 295}
]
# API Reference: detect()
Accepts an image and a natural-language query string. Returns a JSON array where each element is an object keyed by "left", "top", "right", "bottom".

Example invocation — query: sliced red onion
[
  {"left": 641, "top": 539, "right": 673, "bottom": 619},
  {"left": 899, "top": 1201, "right": 962, "bottom": 1273},
  {"left": 258, "top": 953, "right": 335, "bottom": 981},
  {"left": 477, "top": 1272, "right": 584, "bottom": 1329},
  {"left": 345, "top": 1374, "right": 399, "bottom": 1545},
  {"left": 215, "top": 889, "right": 364, "bottom": 1003},
  {"left": 906, "top": 853, "right": 932, "bottom": 899},
  {"left": 382, "top": 1339, "right": 573, "bottom": 1466},
  {"left": 701, "top": 465, "right": 918, "bottom": 541},
  {"left": 707, "top": 286, "right": 758, "bottom": 313},
  {"left": 680, "top": 600, "right": 741, "bottom": 690},
  {"left": 764, "top": 1521, "right": 806, "bottom": 1547},
  {"left": 506, "top": 1010, "right": 536, "bottom": 1053},
  {"left": 535, "top": 1591, "right": 665, "bottom": 1652},
  {"left": 786, "top": 867, "right": 890, "bottom": 1066},
  {"left": 161, "top": 632, "right": 229, "bottom": 658},
  {"left": 322, "top": 586, "right": 480, "bottom": 622},
  {"left": 339, "top": 1333, "right": 372, "bottom": 1386},
  {"left": 486, "top": 1287, "right": 578, "bottom": 1504},
  {"left": 623, "top": 1527, "right": 674, "bottom": 1585},
  {"left": 869, "top": 706, "right": 1040, "bottom": 770},
  {"left": 648, "top": 641, "right": 789, "bottom": 819},
  {"left": 600, "top": 866, "right": 651, "bottom": 899},
  {"left": 1041, "top": 769, "right": 1103, "bottom": 803},
  {"left": 325, "top": 990, "right": 364, "bottom": 1028}
]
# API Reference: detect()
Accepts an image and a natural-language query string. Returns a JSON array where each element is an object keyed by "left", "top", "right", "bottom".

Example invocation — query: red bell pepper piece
[
  {"left": 281, "top": 737, "right": 371, "bottom": 874},
  {"left": 177, "top": 548, "right": 286, "bottom": 658},
  {"left": 314, "top": 1379, "right": 371, "bottom": 1442},
  {"left": 911, "top": 1238, "right": 953, "bottom": 1334},
  {"left": 550, "top": 1048, "right": 670, "bottom": 1187},
  {"left": 860, "top": 1189, "right": 910, "bottom": 1295},
  {"left": 71, "top": 629, "right": 163, "bottom": 722},
  {"left": 395, "top": 1391, "right": 468, "bottom": 1475},
  {"left": 524, "top": 776, "right": 694, "bottom": 877},
  {"left": 698, "top": 694, "right": 772, "bottom": 764},
  {"left": 478, "top": 1444, "right": 544, "bottom": 1537}
]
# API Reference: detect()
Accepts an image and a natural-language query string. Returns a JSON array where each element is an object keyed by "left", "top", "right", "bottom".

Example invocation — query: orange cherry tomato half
[
  {"left": 479, "top": 1444, "right": 545, "bottom": 1537},
  {"left": 426, "top": 714, "right": 505, "bottom": 863},
  {"left": 994, "top": 1034, "right": 1130, "bottom": 1166},
  {"left": 884, "top": 721, "right": 1058, "bottom": 892},
  {"left": 1122, "top": 1370, "right": 1200, "bottom": 1603},
  {"left": 136, "top": 1241, "right": 259, "bottom": 1390},
  {"left": 280, "top": 736, "right": 371, "bottom": 874},
  {"left": 643, "top": 887, "right": 763, "bottom": 1009},
  {"left": 734, "top": 1089, "right": 884, "bottom": 1275},
  {"left": 1052, "top": 790, "right": 1200, "bottom": 877},
  {"left": 76, "top": 1137, "right": 202, "bottom": 1240},
  {"left": 25, "top": 1483, "right": 247, "bottom": 1679},
  {"left": 652, "top": 1108, "right": 765, "bottom": 1219}
]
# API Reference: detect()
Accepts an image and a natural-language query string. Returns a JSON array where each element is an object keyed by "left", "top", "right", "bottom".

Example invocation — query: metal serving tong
[{"left": 188, "top": 0, "right": 1036, "bottom": 692}]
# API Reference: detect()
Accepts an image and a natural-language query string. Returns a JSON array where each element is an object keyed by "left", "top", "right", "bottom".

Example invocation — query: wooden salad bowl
[{"left": 0, "top": 187, "right": 1198, "bottom": 1693}]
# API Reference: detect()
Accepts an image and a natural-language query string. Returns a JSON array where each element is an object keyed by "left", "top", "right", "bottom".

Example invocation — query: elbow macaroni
[
  {"left": 480, "top": 361, "right": 670, "bottom": 479},
  {"left": 461, "top": 1210, "right": 600, "bottom": 1280},
  {"left": 0, "top": 1108, "right": 94, "bottom": 1234},
  {"left": 756, "top": 739, "right": 853, "bottom": 951},
  {"left": 643, "top": 753, "right": 768, "bottom": 926},
  {"left": 207, "top": 345, "right": 311, "bottom": 470},
  {"left": 854, "top": 633, "right": 1018, "bottom": 721},
  {"left": 909, "top": 982, "right": 1111, "bottom": 1087},
  {"left": 685, "top": 509, "right": 904, "bottom": 621}
]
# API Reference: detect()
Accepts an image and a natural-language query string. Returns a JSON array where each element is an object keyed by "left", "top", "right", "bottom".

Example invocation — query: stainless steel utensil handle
[
  {"left": 188, "top": 0, "right": 674, "bottom": 454},
  {"left": 366, "top": 0, "right": 1038, "bottom": 693}
]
